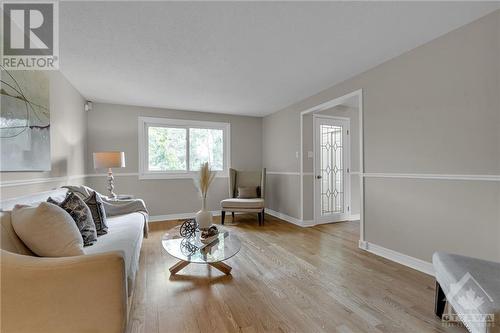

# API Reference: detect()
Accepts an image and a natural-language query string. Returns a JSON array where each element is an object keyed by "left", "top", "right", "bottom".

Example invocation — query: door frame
[
  {"left": 299, "top": 89, "right": 364, "bottom": 242},
  {"left": 312, "top": 115, "right": 351, "bottom": 224}
]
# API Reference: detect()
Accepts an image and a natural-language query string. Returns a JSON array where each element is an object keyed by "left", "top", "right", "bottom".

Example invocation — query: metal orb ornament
[
  {"left": 180, "top": 238, "right": 198, "bottom": 256},
  {"left": 179, "top": 219, "right": 198, "bottom": 238}
]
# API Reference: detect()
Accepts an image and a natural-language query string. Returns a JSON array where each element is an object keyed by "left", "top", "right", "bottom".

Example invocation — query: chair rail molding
[
  {"left": 2, "top": 171, "right": 497, "bottom": 188},
  {"left": 363, "top": 172, "right": 500, "bottom": 181},
  {"left": 0, "top": 174, "right": 87, "bottom": 188}
]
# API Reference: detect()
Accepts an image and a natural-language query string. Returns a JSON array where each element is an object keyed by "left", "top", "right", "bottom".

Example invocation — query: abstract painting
[{"left": 1, "top": 67, "right": 51, "bottom": 171}]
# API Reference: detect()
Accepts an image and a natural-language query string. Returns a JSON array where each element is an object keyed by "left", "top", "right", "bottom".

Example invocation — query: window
[{"left": 139, "top": 117, "right": 230, "bottom": 179}]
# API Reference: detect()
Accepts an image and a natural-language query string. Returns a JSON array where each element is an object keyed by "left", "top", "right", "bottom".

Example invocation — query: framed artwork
[{"left": 1, "top": 68, "right": 51, "bottom": 171}]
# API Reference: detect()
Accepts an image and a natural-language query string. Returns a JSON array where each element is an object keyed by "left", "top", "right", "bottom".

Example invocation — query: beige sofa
[{"left": 0, "top": 188, "right": 148, "bottom": 333}]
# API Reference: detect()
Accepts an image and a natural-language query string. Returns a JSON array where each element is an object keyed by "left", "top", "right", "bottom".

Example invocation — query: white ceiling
[{"left": 59, "top": 2, "right": 499, "bottom": 117}]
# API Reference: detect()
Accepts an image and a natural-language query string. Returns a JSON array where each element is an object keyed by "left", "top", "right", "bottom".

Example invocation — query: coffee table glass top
[{"left": 161, "top": 225, "right": 241, "bottom": 264}]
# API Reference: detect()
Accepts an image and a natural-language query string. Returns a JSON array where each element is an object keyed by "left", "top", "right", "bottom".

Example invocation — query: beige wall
[
  {"left": 0, "top": 71, "right": 87, "bottom": 199},
  {"left": 86, "top": 103, "right": 262, "bottom": 217},
  {"left": 263, "top": 10, "right": 500, "bottom": 262}
]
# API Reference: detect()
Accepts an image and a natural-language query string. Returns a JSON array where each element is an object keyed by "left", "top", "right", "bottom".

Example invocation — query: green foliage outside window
[
  {"left": 148, "top": 127, "right": 186, "bottom": 171},
  {"left": 148, "top": 126, "right": 224, "bottom": 172}
]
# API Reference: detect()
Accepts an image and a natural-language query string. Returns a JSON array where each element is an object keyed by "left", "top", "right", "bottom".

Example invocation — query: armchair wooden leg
[
  {"left": 434, "top": 281, "right": 446, "bottom": 318},
  {"left": 257, "top": 212, "right": 262, "bottom": 226},
  {"left": 261, "top": 208, "right": 265, "bottom": 225},
  {"left": 232, "top": 212, "right": 235, "bottom": 222},
  {"left": 221, "top": 211, "right": 225, "bottom": 225}
]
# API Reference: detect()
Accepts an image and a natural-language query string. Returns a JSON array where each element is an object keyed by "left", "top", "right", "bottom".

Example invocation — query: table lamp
[{"left": 93, "top": 151, "right": 125, "bottom": 199}]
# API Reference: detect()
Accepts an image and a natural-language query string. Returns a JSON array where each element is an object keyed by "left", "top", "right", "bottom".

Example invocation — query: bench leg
[
  {"left": 221, "top": 211, "right": 225, "bottom": 225},
  {"left": 435, "top": 281, "right": 446, "bottom": 318},
  {"left": 232, "top": 212, "right": 235, "bottom": 222}
]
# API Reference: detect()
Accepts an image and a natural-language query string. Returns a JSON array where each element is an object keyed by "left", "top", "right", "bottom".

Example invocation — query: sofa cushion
[
  {"left": 0, "top": 211, "right": 33, "bottom": 255},
  {"left": 48, "top": 192, "right": 98, "bottom": 246},
  {"left": 433, "top": 252, "right": 500, "bottom": 333},
  {"left": 84, "top": 191, "right": 108, "bottom": 235},
  {"left": 11, "top": 203, "right": 84, "bottom": 257},
  {"left": 83, "top": 212, "right": 144, "bottom": 295},
  {"left": 221, "top": 198, "right": 264, "bottom": 209}
]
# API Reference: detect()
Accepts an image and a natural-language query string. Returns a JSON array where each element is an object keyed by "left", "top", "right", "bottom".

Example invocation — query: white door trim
[
  {"left": 299, "top": 89, "right": 364, "bottom": 241},
  {"left": 313, "top": 115, "right": 351, "bottom": 224}
]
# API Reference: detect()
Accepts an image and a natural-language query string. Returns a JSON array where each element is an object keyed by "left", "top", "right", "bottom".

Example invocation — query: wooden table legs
[
  {"left": 169, "top": 260, "right": 190, "bottom": 275},
  {"left": 209, "top": 261, "right": 232, "bottom": 275},
  {"left": 169, "top": 260, "right": 233, "bottom": 275}
]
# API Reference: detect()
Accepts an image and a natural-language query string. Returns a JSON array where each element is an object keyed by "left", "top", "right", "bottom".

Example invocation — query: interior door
[{"left": 314, "top": 116, "right": 350, "bottom": 223}]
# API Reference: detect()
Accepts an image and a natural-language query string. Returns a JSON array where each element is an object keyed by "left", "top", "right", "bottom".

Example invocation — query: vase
[{"left": 195, "top": 196, "right": 212, "bottom": 230}]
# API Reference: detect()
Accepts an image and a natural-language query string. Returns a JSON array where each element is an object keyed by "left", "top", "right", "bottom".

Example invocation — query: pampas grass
[{"left": 194, "top": 162, "right": 216, "bottom": 199}]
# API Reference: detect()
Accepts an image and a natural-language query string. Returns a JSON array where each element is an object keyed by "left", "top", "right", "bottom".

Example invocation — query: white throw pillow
[{"left": 11, "top": 202, "right": 84, "bottom": 257}]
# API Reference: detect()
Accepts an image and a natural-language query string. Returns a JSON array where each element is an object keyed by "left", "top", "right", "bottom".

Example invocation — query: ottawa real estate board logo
[{"left": 1, "top": 1, "right": 59, "bottom": 70}]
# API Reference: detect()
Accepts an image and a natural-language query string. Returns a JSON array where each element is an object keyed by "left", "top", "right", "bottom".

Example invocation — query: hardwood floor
[{"left": 127, "top": 214, "right": 465, "bottom": 333}]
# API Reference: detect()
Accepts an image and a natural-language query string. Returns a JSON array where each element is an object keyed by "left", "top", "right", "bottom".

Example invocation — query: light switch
[
  {"left": 307, "top": 151, "right": 313, "bottom": 158},
  {"left": 295, "top": 151, "right": 299, "bottom": 159}
]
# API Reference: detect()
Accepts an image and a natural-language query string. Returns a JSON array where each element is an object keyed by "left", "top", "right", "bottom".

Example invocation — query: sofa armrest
[
  {"left": 141, "top": 211, "right": 149, "bottom": 238},
  {"left": 1, "top": 250, "right": 127, "bottom": 333}
]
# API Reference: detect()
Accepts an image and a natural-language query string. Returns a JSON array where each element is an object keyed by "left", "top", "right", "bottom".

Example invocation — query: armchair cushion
[
  {"left": 237, "top": 186, "right": 259, "bottom": 199},
  {"left": 221, "top": 198, "right": 264, "bottom": 209}
]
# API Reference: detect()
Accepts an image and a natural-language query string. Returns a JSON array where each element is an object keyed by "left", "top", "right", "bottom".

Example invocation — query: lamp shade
[{"left": 93, "top": 151, "right": 126, "bottom": 169}]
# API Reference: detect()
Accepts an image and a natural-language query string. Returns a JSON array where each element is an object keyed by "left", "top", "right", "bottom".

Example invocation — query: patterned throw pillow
[
  {"left": 84, "top": 191, "right": 108, "bottom": 235},
  {"left": 48, "top": 192, "right": 97, "bottom": 246}
]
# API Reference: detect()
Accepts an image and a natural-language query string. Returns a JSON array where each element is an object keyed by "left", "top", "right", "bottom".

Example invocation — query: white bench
[{"left": 433, "top": 252, "right": 500, "bottom": 333}]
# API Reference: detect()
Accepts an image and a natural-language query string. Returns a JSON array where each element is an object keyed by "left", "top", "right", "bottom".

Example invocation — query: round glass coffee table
[{"left": 161, "top": 225, "right": 241, "bottom": 275}]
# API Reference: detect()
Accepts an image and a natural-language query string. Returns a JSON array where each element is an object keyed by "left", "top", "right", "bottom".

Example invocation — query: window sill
[{"left": 138, "top": 172, "right": 229, "bottom": 180}]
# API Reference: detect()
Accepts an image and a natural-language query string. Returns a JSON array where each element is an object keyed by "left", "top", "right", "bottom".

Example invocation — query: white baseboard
[
  {"left": 301, "top": 219, "right": 316, "bottom": 227},
  {"left": 150, "top": 209, "right": 357, "bottom": 228},
  {"left": 347, "top": 214, "right": 360, "bottom": 221},
  {"left": 149, "top": 211, "right": 253, "bottom": 223},
  {"left": 149, "top": 210, "right": 221, "bottom": 222},
  {"left": 359, "top": 241, "right": 434, "bottom": 276},
  {"left": 264, "top": 209, "right": 360, "bottom": 228},
  {"left": 265, "top": 208, "right": 307, "bottom": 227},
  {"left": 151, "top": 208, "right": 310, "bottom": 227},
  {"left": 358, "top": 240, "right": 368, "bottom": 250}
]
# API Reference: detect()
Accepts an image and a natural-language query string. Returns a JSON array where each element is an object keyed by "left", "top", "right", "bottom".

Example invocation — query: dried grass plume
[{"left": 194, "top": 162, "right": 216, "bottom": 198}]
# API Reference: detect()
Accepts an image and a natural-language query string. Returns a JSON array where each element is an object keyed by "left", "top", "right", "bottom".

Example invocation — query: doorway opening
[{"left": 299, "top": 89, "right": 364, "bottom": 240}]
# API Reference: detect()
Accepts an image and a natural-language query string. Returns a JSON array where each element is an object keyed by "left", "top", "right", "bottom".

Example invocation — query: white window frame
[{"left": 138, "top": 116, "right": 231, "bottom": 179}]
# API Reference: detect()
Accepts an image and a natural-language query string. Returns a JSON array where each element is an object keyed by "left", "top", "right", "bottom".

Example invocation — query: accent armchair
[{"left": 220, "top": 168, "right": 266, "bottom": 226}]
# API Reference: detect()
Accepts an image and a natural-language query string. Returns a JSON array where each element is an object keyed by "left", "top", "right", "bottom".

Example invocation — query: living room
[{"left": 1, "top": 2, "right": 499, "bottom": 333}]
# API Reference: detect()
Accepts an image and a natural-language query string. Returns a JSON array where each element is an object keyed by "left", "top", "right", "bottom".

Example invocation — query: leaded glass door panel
[{"left": 314, "top": 116, "right": 350, "bottom": 223}]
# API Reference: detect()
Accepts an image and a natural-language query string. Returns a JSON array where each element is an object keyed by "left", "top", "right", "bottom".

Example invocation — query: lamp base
[{"left": 107, "top": 168, "right": 116, "bottom": 199}]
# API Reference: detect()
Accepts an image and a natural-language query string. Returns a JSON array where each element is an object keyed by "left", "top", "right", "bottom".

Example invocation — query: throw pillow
[
  {"left": 11, "top": 202, "right": 84, "bottom": 257},
  {"left": 48, "top": 192, "right": 98, "bottom": 246},
  {"left": 84, "top": 191, "right": 108, "bottom": 235},
  {"left": 237, "top": 186, "right": 258, "bottom": 199}
]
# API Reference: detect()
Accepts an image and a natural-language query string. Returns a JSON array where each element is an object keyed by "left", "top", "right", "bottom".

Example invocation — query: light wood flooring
[{"left": 127, "top": 214, "right": 466, "bottom": 333}]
